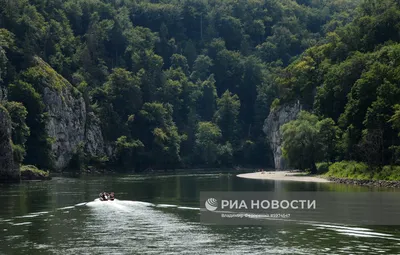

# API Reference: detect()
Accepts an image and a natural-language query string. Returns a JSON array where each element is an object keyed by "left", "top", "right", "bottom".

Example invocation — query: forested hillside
[
  {"left": 277, "top": 0, "right": 400, "bottom": 175},
  {"left": 0, "top": 0, "right": 360, "bottom": 172}
]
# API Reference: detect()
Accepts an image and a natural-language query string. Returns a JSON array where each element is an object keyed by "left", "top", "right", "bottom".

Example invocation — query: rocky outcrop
[
  {"left": 42, "top": 83, "right": 87, "bottom": 169},
  {"left": 327, "top": 177, "right": 400, "bottom": 188},
  {"left": 0, "top": 105, "right": 20, "bottom": 182},
  {"left": 20, "top": 165, "right": 51, "bottom": 180},
  {"left": 33, "top": 57, "right": 110, "bottom": 170},
  {"left": 263, "top": 101, "right": 302, "bottom": 170},
  {"left": 85, "top": 112, "right": 113, "bottom": 157}
]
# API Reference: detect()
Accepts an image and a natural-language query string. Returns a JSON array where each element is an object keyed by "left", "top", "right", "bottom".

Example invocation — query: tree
[
  {"left": 170, "top": 54, "right": 189, "bottom": 75},
  {"left": 194, "top": 121, "right": 221, "bottom": 166},
  {"left": 317, "top": 118, "right": 341, "bottom": 163},
  {"left": 190, "top": 55, "right": 213, "bottom": 82},
  {"left": 281, "top": 111, "right": 322, "bottom": 173},
  {"left": 214, "top": 90, "right": 240, "bottom": 143},
  {"left": 115, "top": 136, "right": 144, "bottom": 170},
  {"left": 388, "top": 104, "right": 400, "bottom": 164},
  {"left": 4, "top": 101, "right": 30, "bottom": 163},
  {"left": 136, "top": 102, "right": 182, "bottom": 169},
  {"left": 196, "top": 74, "right": 217, "bottom": 121},
  {"left": 104, "top": 68, "right": 142, "bottom": 120},
  {"left": 357, "top": 128, "right": 385, "bottom": 168},
  {"left": 0, "top": 29, "right": 15, "bottom": 85},
  {"left": 8, "top": 81, "right": 54, "bottom": 169},
  {"left": 4, "top": 101, "right": 30, "bottom": 147}
]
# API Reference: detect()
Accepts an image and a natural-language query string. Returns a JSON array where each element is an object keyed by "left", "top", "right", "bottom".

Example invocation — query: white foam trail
[
  {"left": 128, "top": 201, "right": 154, "bottom": 207},
  {"left": 311, "top": 223, "right": 400, "bottom": 240},
  {"left": 11, "top": 222, "right": 32, "bottom": 226},
  {"left": 14, "top": 214, "right": 41, "bottom": 219},
  {"left": 338, "top": 232, "right": 400, "bottom": 241},
  {"left": 177, "top": 206, "right": 200, "bottom": 210},
  {"left": 157, "top": 204, "right": 177, "bottom": 208},
  {"left": 333, "top": 229, "right": 392, "bottom": 237},
  {"left": 58, "top": 206, "right": 75, "bottom": 210},
  {"left": 14, "top": 211, "right": 49, "bottom": 219},
  {"left": 108, "top": 202, "right": 131, "bottom": 212},
  {"left": 312, "top": 224, "right": 372, "bottom": 232},
  {"left": 74, "top": 202, "right": 88, "bottom": 207}
]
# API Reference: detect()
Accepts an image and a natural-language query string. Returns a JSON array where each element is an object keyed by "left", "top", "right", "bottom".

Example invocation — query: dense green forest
[
  {"left": 278, "top": 0, "right": 400, "bottom": 176},
  {"left": 4, "top": 0, "right": 399, "bottom": 174}
]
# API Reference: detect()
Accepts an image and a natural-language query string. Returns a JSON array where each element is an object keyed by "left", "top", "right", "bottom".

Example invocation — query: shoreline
[
  {"left": 237, "top": 171, "right": 330, "bottom": 183},
  {"left": 326, "top": 177, "right": 400, "bottom": 188}
]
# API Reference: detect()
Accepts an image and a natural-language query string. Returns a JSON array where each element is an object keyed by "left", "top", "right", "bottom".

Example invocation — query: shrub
[
  {"left": 373, "top": 166, "right": 400, "bottom": 181},
  {"left": 270, "top": 98, "right": 280, "bottom": 111},
  {"left": 20, "top": 165, "right": 50, "bottom": 180},
  {"left": 325, "top": 161, "right": 370, "bottom": 180}
]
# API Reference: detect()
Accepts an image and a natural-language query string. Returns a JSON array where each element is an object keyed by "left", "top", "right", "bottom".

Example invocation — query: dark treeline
[{"left": 0, "top": 0, "right": 360, "bottom": 171}]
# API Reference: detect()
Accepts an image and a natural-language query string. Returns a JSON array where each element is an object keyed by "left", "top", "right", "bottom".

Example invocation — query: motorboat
[{"left": 99, "top": 192, "right": 115, "bottom": 201}]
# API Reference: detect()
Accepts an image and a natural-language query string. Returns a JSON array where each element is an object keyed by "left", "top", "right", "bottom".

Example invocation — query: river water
[{"left": 0, "top": 172, "right": 400, "bottom": 254}]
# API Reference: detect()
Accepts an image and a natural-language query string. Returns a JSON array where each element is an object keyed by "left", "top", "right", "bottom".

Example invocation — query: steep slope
[
  {"left": 263, "top": 101, "right": 302, "bottom": 169},
  {"left": 28, "top": 57, "right": 111, "bottom": 170}
]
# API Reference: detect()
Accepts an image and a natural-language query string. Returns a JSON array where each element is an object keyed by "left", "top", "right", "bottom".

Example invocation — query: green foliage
[
  {"left": 325, "top": 161, "right": 370, "bottom": 180},
  {"left": 0, "top": 28, "right": 15, "bottom": 84},
  {"left": 390, "top": 104, "right": 400, "bottom": 136},
  {"left": 8, "top": 81, "right": 54, "bottom": 170},
  {"left": 281, "top": 111, "right": 322, "bottom": 173},
  {"left": 317, "top": 118, "right": 341, "bottom": 163},
  {"left": 217, "top": 141, "right": 234, "bottom": 167},
  {"left": 194, "top": 121, "right": 222, "bottom": 166},
  {"left": 115, "top": 136, "right": 144, "bottom": 170},
  {"left": 5, "top": 101, "right": 30, "bottom": 164},
  {"left": 373, "top": 165, "right": 400, "bottom": 181},
  {"left": 135, "top": 102, "right": 182, "bottom": 169},
  {"left": 20, "top": 165, "right": 50, "bottom": 180},
  {"left": 325, "top": 161, "right": 400, "bottom": 181},
  {"left": 270, "top": 98, "right": 280, "bottom": 111},
  {"left": 282, "top": 111, "right": 342, "bottom": 173},
  {"left": 214, "top": 90, "right": 241, "bottom": 143},
  {"left": 4, "top": 101, "right": 30, "bottom": 148},
  {"left": 2, "top": 0, "right": 387, "bottom": 172},
  {"left": 104, "top": 68, "right": 142, "bottom": 119},
  {"left": 21, "top": 57, "right": 72, "bottom": 93},
  {"left": 190, "top": 55, "right": 213, "bottom": 81},
  {"left": 275, "top": 0, "right": 400, "bottom": 175},
  {"left": 89, "top": 156, "right": 109, "bottom": 170},
  {"left": 11, "top": 143, "right": 26, "bottom": 164}
]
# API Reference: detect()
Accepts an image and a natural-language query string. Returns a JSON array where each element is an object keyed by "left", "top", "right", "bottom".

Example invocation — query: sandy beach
[{"left": 237, "top": 171, "right": 330, "bottom": 183}]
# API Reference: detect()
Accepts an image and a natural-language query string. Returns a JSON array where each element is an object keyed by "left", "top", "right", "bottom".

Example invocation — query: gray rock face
[
  {"left": 263, "top": 101, "right": 302, "bottom": 170},
  {"left": 43, "top": 86, "right": 87, "bottom": 169},
  {"left": 34, "top": 58, "right": 110, "bottom": 170},
  {"left": 0, "top": 86, "right": 7, "bottom": 102},
  {"left": 0, "top": 106, "right": 20, "bottom": 182},
  {"left": 85, "top": 112, "right": 113, "bottom": 157}
]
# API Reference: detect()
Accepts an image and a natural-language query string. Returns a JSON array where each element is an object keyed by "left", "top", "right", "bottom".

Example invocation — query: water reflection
[{"left": 0, "top": 173, "right": 399, "bottom": 254}]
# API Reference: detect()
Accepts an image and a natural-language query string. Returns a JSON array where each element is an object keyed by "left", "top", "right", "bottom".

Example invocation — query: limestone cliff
[
  {"left": 263, "top": 101, "right": 302, "bottom": 170},
  {"left": 32, "top": 57, "right": 110, "bottom": 170},
  {"left": 0, "top": 105, "right": 20, "bottom": 182}
]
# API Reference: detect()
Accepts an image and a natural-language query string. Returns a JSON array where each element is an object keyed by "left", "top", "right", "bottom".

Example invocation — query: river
[{"left": 0, "top": 172, "right": 400, "bottom": 254}]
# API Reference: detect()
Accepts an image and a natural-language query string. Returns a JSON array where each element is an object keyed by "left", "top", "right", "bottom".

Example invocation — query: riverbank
[
  {"left": 237, "top": 171, "right": 330, "bottom": 183},
  {"left": 21, "top": 165, "right": 51, "bottom": 180},
  {"left": 237, "top": 170, "right": 400, "bottom": 188},
  {"left": 325, "top": 177, "right": 400, "bottom": 188}
]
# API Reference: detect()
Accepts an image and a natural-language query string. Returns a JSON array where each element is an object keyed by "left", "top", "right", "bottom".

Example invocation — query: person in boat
[
  {"left": 99, "top": 192, "right": 107, "bottom": 201},
  {"left": 109, "top": 192, "right": 115, "bottom": 201}
]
